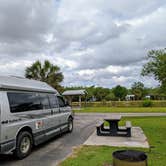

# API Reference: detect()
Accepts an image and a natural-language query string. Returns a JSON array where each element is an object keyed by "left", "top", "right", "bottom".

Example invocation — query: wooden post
[
  {"left": 69, "top": 96, "right": 72, "bottom": 106},
  {"left": 79, "top": 95, "right": 81, "bottom": 108},
  {"left": 84, "top": 95, "right": 87, "bottom": 107}
]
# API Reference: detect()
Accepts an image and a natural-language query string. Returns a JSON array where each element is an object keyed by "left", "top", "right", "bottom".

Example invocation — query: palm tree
[{"left": 25, "top": 60, "right": 64, "bottom": 91}]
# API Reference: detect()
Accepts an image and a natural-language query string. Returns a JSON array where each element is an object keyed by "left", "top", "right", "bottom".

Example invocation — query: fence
[{"left": 72, "top": 100, "right": 166, "bottom": 107}]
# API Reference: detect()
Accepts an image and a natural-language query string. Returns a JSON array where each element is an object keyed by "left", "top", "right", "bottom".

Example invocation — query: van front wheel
[{"left": 14, "top": 131, "right": 33, "bottom": 159}]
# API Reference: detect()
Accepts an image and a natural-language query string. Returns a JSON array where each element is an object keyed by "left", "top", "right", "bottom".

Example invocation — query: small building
[
  {"left": 62, "top": 89, "right": 88, "bottom": 108},
  {"left": 125, "top": 94, "right": 135, "bottom": 101},
  {"left": 145, "top": 95, "right": 151, "bottom": 99}
]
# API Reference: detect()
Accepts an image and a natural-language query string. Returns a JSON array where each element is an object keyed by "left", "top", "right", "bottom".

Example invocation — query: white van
[{"left": 0, "top": 76, "right": 73, "bottom": 159}]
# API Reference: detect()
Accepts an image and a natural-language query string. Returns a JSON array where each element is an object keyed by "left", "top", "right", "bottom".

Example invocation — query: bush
[{"left": 142, "top": 100, "right": 152, "bottom": 107}]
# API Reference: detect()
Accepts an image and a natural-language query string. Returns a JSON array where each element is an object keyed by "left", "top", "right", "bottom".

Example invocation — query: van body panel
[{"left": 0, "top": 92, "right": 2, "bottom": 145}]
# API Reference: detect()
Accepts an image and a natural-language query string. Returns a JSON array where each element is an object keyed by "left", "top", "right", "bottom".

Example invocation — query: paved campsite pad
[{"left": 84, "top": 127, "right": 149, "bottom": 148}]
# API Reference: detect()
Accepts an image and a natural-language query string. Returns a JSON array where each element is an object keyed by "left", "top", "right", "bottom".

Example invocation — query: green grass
[
  {"left": 60, "top": 117, "right": 166, "bottom": 166},
  {"left": 74, "top": 107, "right": 166, "bottom": 113}
]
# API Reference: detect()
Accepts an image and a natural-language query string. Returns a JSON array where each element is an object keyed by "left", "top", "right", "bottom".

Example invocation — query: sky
[{"left": 0, "top": 0, "right": 166, "bottom": 88}]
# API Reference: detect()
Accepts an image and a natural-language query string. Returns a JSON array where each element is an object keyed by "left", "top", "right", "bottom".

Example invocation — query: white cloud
[{"left": 0, "top": 0, "right": 165, "bottom": 88}]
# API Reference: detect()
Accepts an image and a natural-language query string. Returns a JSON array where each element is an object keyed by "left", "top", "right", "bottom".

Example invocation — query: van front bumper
[{"left": 0, "top": 139, "right": 15, "bottom": 154}]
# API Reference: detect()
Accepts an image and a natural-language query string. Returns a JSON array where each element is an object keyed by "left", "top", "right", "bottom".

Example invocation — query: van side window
[
  {"left": 48, "top": 94, "right": 59, "bottom": 108},
  {"left": 57, "top": 96, "right": 65, "bottom": 107},
  {"left": 7, "top": 92, "right": 42, "bottom": 113},
  {"left": 39, "top": 94, "right": 50, "bottom": 109}
]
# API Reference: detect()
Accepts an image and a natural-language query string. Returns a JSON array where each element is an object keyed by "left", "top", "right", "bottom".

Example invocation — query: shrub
[{"left": 142, "top": 99, "right": 152, "bottom": 107}]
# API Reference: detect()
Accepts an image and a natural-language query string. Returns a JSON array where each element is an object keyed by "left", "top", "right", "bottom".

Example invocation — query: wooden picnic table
[{"left": 96, "top": 115, "right": 132, "bottom": 137}]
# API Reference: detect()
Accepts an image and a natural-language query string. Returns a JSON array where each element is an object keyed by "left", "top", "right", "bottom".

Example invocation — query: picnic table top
[{"left": 104, "top": 115, "right": 122, "bottom": 121}]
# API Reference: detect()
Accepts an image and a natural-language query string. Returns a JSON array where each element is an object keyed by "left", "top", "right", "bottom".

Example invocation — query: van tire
[
  {"left": 14, "top": 131, "right": 33, "bottom": 159},
  {"left": 68, "top": 117, "right": 73, "bottom": 133}
]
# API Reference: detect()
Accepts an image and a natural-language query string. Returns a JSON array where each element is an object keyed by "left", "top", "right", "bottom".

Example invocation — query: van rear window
[{"left": 7, "top": 92, "right": 42, "bottom": 113}]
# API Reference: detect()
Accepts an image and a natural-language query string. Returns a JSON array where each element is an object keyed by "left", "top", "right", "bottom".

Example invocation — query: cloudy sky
[{"left": 0, "top": 0, "right": 165, "bottom": 88}]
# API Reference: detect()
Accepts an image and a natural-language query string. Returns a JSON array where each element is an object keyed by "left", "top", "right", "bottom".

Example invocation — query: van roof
[{"left": 0, "top": 76, "right": 58, "bottom": 94}]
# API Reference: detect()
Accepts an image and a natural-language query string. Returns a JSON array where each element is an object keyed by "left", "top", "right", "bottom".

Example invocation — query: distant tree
[
  {"left": 85, "top": 86, "right": 96, "bottom": 101},
  {"left": 25, "top": 60, "right": 64, "bottom": 91},
  {"left": 105, "top": 92, "right": 116, "bottom": 101},
  {"left": 145, "top": 87, "right": 160, "bottom": 100},
  {"left": 141, "top": 49, "right": 166, "bottom": 92},
  {"left": 93, "top": 87, "right": 110, "bottom": 101},
  {"left": 113, "top": 85, "right": 128, "bottom": 101},
  {"left": 131, "top": 82, "right": 145, "bottom": 100}
]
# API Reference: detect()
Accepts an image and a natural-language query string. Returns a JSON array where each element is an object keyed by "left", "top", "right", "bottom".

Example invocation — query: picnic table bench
[{"left": 96, "top": 115, "right": 132, "bottom": 137}]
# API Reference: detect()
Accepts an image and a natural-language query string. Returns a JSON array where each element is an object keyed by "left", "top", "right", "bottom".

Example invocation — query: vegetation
[
  {"left": 142, "top": 99, "right": 152, "bottom": 107},
  {"left": 60, "top": 117, "right": 166, "bottom": 166},
  {"left": 141, "top": 49, "right": 166, "bottom": 94},
  {"left": 63, "top": 85, "right": 166, "bottom": 102},
  {"left": 112, "top": 85, "right": 128, "bottom": 100},
  {"left": 74, "top": 107, "right": 166, "bottom": 113},
  {"left": 25, "top": 60, "right": 64, "bottom": 91},
  {"left": 131, "top": 82, "right": 145, "bottom": 100},
  {"left": 92, "top": 87, "right": 111, "bottom": 101}
]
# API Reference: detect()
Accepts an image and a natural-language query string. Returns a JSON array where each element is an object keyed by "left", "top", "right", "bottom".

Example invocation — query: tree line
[
  {"left": 24, "top": 48, "right": 166, "bottom": 101},
  {"left": 63, "top": 82, "right": 165, "bottom": 101}
]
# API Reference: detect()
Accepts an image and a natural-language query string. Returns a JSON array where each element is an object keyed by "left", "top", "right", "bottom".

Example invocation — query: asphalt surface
[{"left": 0, "top": 113, "right": 165, "bottom": 166}]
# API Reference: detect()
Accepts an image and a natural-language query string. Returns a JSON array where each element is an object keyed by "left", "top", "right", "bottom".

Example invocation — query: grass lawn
[
  {"left": 60, "top": 117, "right": 166, "bottom": 166},
  {"left": 74, "top": 107, "right": 166, "bottom": 113}
]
